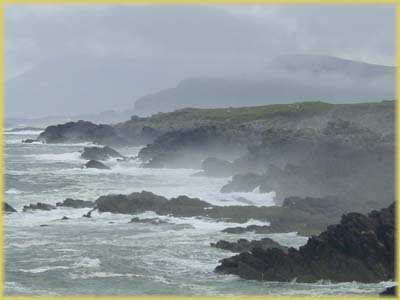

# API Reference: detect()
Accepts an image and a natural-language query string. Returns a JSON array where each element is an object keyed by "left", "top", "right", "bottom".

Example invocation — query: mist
[{"left": 5, "top": 4, "right": 395, "bottom": 119}]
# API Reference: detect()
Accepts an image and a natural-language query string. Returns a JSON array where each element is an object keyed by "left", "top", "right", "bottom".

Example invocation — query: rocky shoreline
[{"left": 215, "top": 204, "right": 394, "bottom": 283}]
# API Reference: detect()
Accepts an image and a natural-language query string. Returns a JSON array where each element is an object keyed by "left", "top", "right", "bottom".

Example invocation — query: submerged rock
[
  {"left": 4, "top": 202, "right": 17, "bottom": 213},
  {"left": 84, "top": 160, "right": 110, "bottom": 170},
  {"left": 80, "top": 146, "right": 124, "bottom": 161},
  {"left": 56, "top": 198, "right": 95, "bottom": 208},
  {"left": 211, "top": 238, "right": 288, "bottom": 253},
  {"left": 23, "top": 202, "right": 56, "bottom": 212},
  {"left": 215, "top": 203, "right": 394, "bottom": 283}
]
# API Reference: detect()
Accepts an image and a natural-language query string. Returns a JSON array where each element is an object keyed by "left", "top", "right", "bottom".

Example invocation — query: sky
[
  {"left": 5, "top": 4, "right": 395, "bottom": 79},
  {"left": 4, "top": 5, "right": 396, "bottom": 119}
]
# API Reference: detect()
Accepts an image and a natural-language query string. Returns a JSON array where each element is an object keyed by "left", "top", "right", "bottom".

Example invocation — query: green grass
[{"left": 129, "top": 100, "right": 394, "bottom": 124}]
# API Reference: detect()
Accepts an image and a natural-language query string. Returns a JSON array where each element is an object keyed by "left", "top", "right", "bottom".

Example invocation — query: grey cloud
[{"left": 4, "top": 5, "right": 395, "bottom": 118}]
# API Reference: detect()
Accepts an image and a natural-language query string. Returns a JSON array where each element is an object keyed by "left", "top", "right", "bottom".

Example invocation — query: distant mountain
[
  {"left": 133, "top": 55, "right": 395, "bottom": 115},
  {"left": 5, "top": 55, "right": 185, "bottom": 119}
]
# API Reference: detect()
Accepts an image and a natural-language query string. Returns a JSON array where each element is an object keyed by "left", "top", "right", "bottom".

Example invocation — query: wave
[
  {"left": 4, "top": 130, "right": 43, "bottom": 135},
  {"left": 72, "top": 257, "right": 101, "bottom": 268},
  {"left": 5, "top": 188, "right": 23, "bottom": 195},
  {"left": 19, "top": 265, "right": 70, "bottom": 274},
  {"left": 23, "top": 152, "right": 82, "bottom": 162}
]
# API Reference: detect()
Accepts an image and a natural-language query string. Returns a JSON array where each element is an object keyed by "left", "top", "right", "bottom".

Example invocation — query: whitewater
[{"left": 4, "top": 130, "right": 393, "bottom": 295}]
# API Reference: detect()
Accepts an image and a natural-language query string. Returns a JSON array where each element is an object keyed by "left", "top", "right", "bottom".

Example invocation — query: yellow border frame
[{"left": 0, "top": 1, "right": 398, "bottom": 299}]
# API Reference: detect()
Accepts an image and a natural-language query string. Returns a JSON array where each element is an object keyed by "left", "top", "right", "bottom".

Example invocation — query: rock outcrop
[
  {"left": 56, "top": 198, "right": 95, "bottom": 208},
  {"left": 5, "top": 202, "right": 17, "bottom": 213},
  {"left": 96, "top": 191, "right": 168, "bottom": 214},
  {"left": 221, "top": 120, "right": 394, "bottom": 208},
  {"left": 215, "top": 203, "right": 394, "bottom": 283},
  {"left": 23, "top": 202, "right": 56, "bottom": 211},
  {"left": 80, "top": 146, "right": 124, "bottom": 161},
  {"left": 84, "top": 160, "right": 110, "bottom": 170},
  {"left": 38, "top": 120, "right": 126, "bottom": 145},
  {"left": 93, "top": 191, "right": 356, "bottom": 236},
  {"left": 380, "top": 286, "right": 396, "bottom": 296},
  {"left": 211, "top": 238, "right": 288, "bottom": 253}
]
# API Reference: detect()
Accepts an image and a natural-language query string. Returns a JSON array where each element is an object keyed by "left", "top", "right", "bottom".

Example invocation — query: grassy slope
[{"left": 128, "top": 100, "right": 393, "bottom": 124}]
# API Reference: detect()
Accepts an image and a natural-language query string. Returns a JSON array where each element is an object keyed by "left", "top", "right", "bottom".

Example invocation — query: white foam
[
  {"left": 73, "top": 257, "right": 101, "bottom": 268},
  {"left": 5, "top": 188, "right": 22, "bottom": 195},
  {"left": 4, "top": 130, "right": 43, "bottom": 135},
  {"left": 19, "top": 265, "right": 70, "bottom": 274},
  {"left": 23, "top": 152, "right": 82, "bottom": 162}
]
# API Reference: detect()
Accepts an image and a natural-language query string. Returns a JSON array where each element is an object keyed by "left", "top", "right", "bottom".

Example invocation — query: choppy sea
[{"left": 4, "top": 130, "right": 394, "bottom": 295}]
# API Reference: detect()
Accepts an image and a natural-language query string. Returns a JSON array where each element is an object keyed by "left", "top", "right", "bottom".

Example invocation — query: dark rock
[
  {"left": 40, "top": 224, "right": 49, "bottom": 227},
  {"left": 80, "top": 146, "right": 124, "bottom": 161},
  {"left": 61, "top": 216, "right": 70, "bottom": 220},
  {"left": 139, "top": 125, "right": 248, "bottom": 169},
  {"left": 93, "top": 190, "right": 354, "bottom": 236},
  {"left": 211, "top": 238, "right": 288, "bottom": 253},
  {"left": 225, "top": 120, "right": 394, "bottom": 207},
  {"left": 56, "top": 198, "right": 95, "bottom": 208},
  {"left": 84, "top": 160, "right": 110, "bottom": 170},
  {"left": 96, "top": 191, "right": 168, "bottom": 214},
  {"left": 222, "top": 225, "right": 285, "bottom": 235},
  {"left": 5, "top": 202, "right": 17, "bottom": 213},
  {"left": 156, "top": 195, "right": 213, "bottom": 217},
  {"left": 22, "top": 139, "right": 38, "bottom": 143},
  {"left": 129, "top": 217, "right": 169, "bottom": 225},
  {"left": 82, "top": 210, "right": 93, "bottom": 218},
  {"left": 380, "top": 286, "right": 396, "bottom": 296},
  {"left": 23, "top": 202, "right": 56, "bottom": 212},
  {"left": 38, "top": 120, "right": 127, "bottom": 145},
  {"left": 215, "top": 204, "right": 394, "bottom": 283}
]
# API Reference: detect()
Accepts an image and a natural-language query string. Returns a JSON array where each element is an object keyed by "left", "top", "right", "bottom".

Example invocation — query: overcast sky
[{"left": 5, "top": 4, "right": 395, "bottom": 80}]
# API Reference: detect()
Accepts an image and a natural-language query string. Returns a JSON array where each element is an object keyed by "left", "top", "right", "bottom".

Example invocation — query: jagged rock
[
  {"left": 211, "top": 238, "right": 288, "bottom": 253},
  {"left": 61, "top": 216, "right": 70, "bottom": 220},
  {"left": 139, "top": 125, "right": 248, "bottom": 169},
  {"left": 223, "top": 120, "right": 394, "bottom": 206},
  {"left": 80, "top": 146, "right": 124, "bottom": 161},
  {"left": 380, "top": 286, "right": 396, "bottom": 296},
  {"left": 56, "top": 198, "right": 95, "bottom": 208},
  {"left": 5, "top": 202, "right": 17, "bottom": 213},
  {"left": 222, "top": 225, "right": 287, "bottom": 234},
  {"left": 156, "top": 196, "right": 213, "bottom": 217},
  {"left": 38, "top": 120, "right": 127, "bottom": 145},
  {"left": 82, "top": 210, "right": 93, "bottom": 218},
  {"left": 23, "top": 202, "right": 56, "bottom": 212},
  {"left": 92, "top": 191, "right": 353, "bottom": 236},
  {"left": 84, "top": 160, "right": 110, "bottom": 170},
  {"left": 96, "top": 191, "right": 168, "bottom": 214},
  {"left": 215, "top": 204, "right": 394, "bottom": 283}
]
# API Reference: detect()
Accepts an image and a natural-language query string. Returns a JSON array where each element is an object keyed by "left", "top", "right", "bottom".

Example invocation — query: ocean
[{"left": 4, "top": 130, "right": 393, "bottom": 296}]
